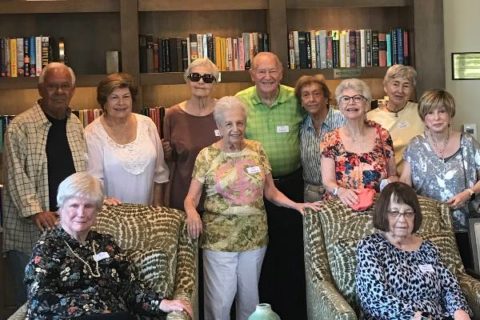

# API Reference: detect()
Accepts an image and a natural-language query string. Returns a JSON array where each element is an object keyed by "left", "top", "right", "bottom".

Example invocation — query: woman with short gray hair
[
  {"left": 367, "top": 64, "right": 423, "bottom": 173},
  {"left": 24, "top": 172, "right": 192, "bottom": 319},
  {"left": 321, "top": 78, "right": 397, "bottom": 208},
  {"left": 184, "top": 96, "right": 320, "bottom": 320}
]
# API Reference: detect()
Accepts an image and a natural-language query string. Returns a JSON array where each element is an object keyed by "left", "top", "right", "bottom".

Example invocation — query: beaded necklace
[{"left": 64, "top": 239, "right": 101, "bottom": 278}]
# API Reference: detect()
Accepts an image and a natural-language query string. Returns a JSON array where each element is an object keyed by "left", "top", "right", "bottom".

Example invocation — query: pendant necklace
[
  {"left": 384, "top": 101, "right": 406, "bottom": 117},
  {"left": 64, "top": 239, "right": 101, "bottom": 278},
  {"left": 427, "top": 129, "right": 450, "bottom": 162}
]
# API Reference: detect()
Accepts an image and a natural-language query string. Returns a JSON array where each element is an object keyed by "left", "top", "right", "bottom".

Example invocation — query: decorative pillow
[{"left": 92, "top": 204, "right": 196, "bottom": 304}]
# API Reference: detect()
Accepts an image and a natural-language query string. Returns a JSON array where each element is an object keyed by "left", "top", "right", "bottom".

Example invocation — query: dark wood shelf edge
[
  {"left": 139, "top": 68, "right": 387, "bottom": 86},
  {"left": 139, "top": 0, "right": 268, "bottom": 11},
  {"left": 286, "top": 0, "right": 409, "bottom": 9},
  {"left": 0, "top": 0, "right": 119, "bottom": 14},
  {"left": 0, "top": 74, "right": 106, "bottom": 89}
]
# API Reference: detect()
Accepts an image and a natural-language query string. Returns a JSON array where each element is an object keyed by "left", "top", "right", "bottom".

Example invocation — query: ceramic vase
[{"left": 248, "top": 303, "right": 281, "bottom": 320}]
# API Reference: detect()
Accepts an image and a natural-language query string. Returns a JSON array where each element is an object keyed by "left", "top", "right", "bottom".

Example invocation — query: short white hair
[
  {"left": 335, "top": 78, "right": 372, "bottom": 106},
  {"left": 57, "top": 172, "right": 104, "bottom": 210},
  {"left": 183, "top": 57, "right": 219, "bottom": 83},
  {"left": 39, "top": 62, "right": 76, "bottom": 86},
  {"left": 213, "top": 96, "right": 247, "bottom": 126}
]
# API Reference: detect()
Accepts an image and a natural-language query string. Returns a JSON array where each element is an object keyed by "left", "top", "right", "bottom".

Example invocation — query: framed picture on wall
[
  {"left": 452, "top": 52, "right": 480, "bottom": 80},
  {"left": 468, "top": 217, "right": 480, "bottom": 273}
]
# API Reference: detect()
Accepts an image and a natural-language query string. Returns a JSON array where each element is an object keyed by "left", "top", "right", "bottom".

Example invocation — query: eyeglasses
[
  {"left": 339, "top": 95, "right": 366, "bottom": 104},
  {"left": 187, "top": 73, "right": 216, "bottom": 83},
  {"left": 388, "top": 210, "right": 415, "bottom": 219}
]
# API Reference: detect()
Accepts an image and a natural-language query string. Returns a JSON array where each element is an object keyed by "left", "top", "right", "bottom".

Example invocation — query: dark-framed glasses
[
  {"left": 388, "top": 210, "right": 415, "bottom": 219},
  {"left": 339, "top": 95, "right": 366, "bottom": 104},
  {"left": 187, "top": 72, "right": 216, "bottom": 83}
]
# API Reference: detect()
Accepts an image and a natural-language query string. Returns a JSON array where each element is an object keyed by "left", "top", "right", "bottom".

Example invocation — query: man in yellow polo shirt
[{"left": 236, "top": 52, "right": 306, "bottom": 320}]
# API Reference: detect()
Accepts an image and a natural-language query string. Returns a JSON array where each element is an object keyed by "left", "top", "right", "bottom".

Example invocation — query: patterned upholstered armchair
[
  {"left": 303, "top": 196, "right": 480, "bottom": 320},
  {"left": 8, "top": 204, "right": 196, "bottom": 320}
]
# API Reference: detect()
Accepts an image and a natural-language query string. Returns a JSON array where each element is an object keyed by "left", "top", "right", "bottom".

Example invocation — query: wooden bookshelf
[{"left": 0, "top": 0, "right": 444, "bottom": 105}]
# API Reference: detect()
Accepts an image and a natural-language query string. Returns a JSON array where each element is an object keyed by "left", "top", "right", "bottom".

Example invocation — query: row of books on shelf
[
  {"left": 0, "top": 107, "right": 166, "bottom": 151},
  {"left": 0, "top": 36, "right": 65, "bottom": 78},
  {"left": 288, "top": 27, "right": 411, "bottom": 70},
  {"left": 139, "top": 32, "right": 269, "bottom": 73}
]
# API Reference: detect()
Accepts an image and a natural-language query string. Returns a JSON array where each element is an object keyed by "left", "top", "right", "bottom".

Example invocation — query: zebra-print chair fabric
[
  {"left": 303, "top": 196, "right": 480, "bottom": 320},
  {"left": 8, "top": 203, "right": 196, "bottom": 320}
]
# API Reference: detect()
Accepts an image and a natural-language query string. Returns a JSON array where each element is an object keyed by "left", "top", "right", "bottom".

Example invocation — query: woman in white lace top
[{"left": 85, "top": 73, "right": 169, "bottom": 206}]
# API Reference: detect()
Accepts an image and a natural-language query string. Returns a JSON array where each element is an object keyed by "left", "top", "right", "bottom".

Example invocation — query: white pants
[{"left": 203, "top": 246, "right": 267, "bottom": 320}]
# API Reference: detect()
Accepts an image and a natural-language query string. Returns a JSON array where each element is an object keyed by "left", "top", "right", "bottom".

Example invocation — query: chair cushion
[
  {"left": 315, "top": 195, "right": 459, "bottom": 312},
  {"left": 92, "top": 204, "right": 196, "bottom": 302}
]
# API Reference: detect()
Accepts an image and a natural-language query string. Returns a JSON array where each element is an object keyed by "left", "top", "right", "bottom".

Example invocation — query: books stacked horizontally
[
  {"left": 0, "top": 115, "right": 16, "bottom": 152},
  {"left": 288, "top": 27, "right": 410, "bottom": 70},
  {"left": 72, "top": 109, "right": 103, "bottom": 128},
  {"left": 139, "top": 32, "right": 269, "bottom": 73},
  {"left": 0, "top": 36, "right": 66, "bottom": 78},
  {"left": 142, "top": 106, "right": 165, "bottom": 138}
]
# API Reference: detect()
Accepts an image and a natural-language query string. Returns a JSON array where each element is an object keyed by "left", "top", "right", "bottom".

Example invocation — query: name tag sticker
[
  {"left": 276, "top": 125, "right": 289, "bottom": 133},
  {"left": 397, "top": 120, "right": 409, "bottom": 129},
  {"left": 214, "top": 129, "right": 221, "bottom": 137},
  {"left": 93, "top": 252, "right": 110, "bottom": 262},
  {"left": 246, "top": 166, "right": 261, "bottom": 174},
  {"left": 419, "top": 264, "right": 434, "bottom": 273}
]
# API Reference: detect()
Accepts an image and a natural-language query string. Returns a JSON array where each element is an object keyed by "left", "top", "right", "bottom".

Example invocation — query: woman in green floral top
[
  {"left": 184, "top": 96, "right": 321, "bottom": 320},
  {"left": 24, "top": 172, "right": 192, "bottom": 319}
]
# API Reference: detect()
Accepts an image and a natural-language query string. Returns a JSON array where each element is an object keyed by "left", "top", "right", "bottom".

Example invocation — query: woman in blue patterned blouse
[
  {"left": 24, "top": 172, "right": 192, "bottom": 320},
  {"left": 356, "top": 182, "right": 471, "bottom": 320},
  {"left": 295, "top": 74, "right": 344, "bottom": 202}
]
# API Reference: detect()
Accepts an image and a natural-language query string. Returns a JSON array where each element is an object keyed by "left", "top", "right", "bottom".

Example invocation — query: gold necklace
[
  {"left": 427, "top": 129, "right": 450, "bottom": 161},
  {"left": 64, "top": 240, "right": 101, "bottom": 278},
  {"left": 384, "top": 101, "right": 406, "bottom": 117}
]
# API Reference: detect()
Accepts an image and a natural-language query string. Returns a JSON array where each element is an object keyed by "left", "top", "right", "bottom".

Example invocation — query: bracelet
[{"left": 332, "top": 186, "right": 339, "bottom": 196}]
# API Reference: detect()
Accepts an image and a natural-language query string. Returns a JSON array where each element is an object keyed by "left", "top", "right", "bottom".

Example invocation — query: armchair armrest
[
  {"left": 457, "top": 273, "right": 480, "bottom": 319},
  {"left": 306, "top": 280, "right": 357, "bottom": 320}
]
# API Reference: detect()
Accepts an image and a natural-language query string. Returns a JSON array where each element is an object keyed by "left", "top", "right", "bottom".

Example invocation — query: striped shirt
[
  {"left": 300, "top": 107, "right": 345, "bottom": 185},
  {"left": 2, "top": 103, "right": 87, "bottom": 254},
  {"left": 236, "top": 85, "right": 304, "bottom": 177}
]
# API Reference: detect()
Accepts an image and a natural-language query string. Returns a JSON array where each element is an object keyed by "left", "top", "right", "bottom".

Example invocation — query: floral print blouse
[
  {"left": 320, "top": 120, "right": 394, "bottom": 193},
  {"left": 192, "top": 139, "right": 271, "bottom": 252},
  {"left": 25, "top": 227, "right": 166, "bottom": 319}
]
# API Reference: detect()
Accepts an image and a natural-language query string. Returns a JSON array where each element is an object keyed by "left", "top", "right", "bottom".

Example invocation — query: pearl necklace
[
  {"left": 64, "top": 240, "right": 101, "bottom": 278},
  {"left": 427, "top": 129, "right": 450, "bottom": 161}
]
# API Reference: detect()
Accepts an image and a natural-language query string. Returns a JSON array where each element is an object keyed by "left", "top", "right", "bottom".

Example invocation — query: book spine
[
  {"left": 41, "top": 36, "right": 49, "bottom": 69},
  {"left": 339, "top": 30, "right": 346, "bottom": 68},
  {"left": 360, "top": 29, "right": 366, "bottom": 67},
  {"left": 378, "top": 32, "right": 387, "bottom": 67},
  {"left": 238, "top": 37, "right": 245, "bottom": 70},
  {"left": 349, "top": 30, "right": 357, "bottom": 68},
  {"left": 146, "top": 35, "right": 154, "bottom": 73},
  {"left": 35, "top": 36, "right": 42, "bottom": 76},
  {"left": 396, "top": 27, "right": 404, "bottom": 65},
  {"left": 293, "top": 31, "right": 300, "bottom": 69},
  {"left": 386, "top": 33, "right": 392, "bottom": 66},
  {"left": 288, "top": 31, "right": 295, "bottom": 70},
  {"left": 319, "top": 30, "right": 327, "bottom": 69},
  {"left": 189, "top": 33, "right": 198, "bottom": 62},
  {"left": 23, "top": 37, "right": 30, "bottom": 77},
  {"left": 10, "top": 38, "right": 18, "bottom": 77},
  {"left": 305, "top": 31, "right": 312, "bottom": 69},
  {"left": 391, "top": 29, "right": 397, "bottom": 65},
  {"left": 16, "top": 38, "right": 24, "bottom": 77},
  {"left": 152, "top": 41, "right": 159, "bottom": 72},
  {"left": 181, "top": 38, "right": 188, "bottom": 71},
  {"left": 29, "top": 36, "right": 36, "bottom": 77},
  {"left": 298, "top": 31, "right": 307, "bottom": 69},
  {"left": 403, "top": 29, "right": 410, "bottom": 65},
  {"left": 0, "top": 38, "right": 6, "bottom": 77},
  {"left": 371, "top": 30, "right": 379, "bottom": 67},
  {"left": 366, "top": 29, "right": 372, "bottom": 67},
  {"left": 310, "top": 30, "right": 317, "bottom": 69}
]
